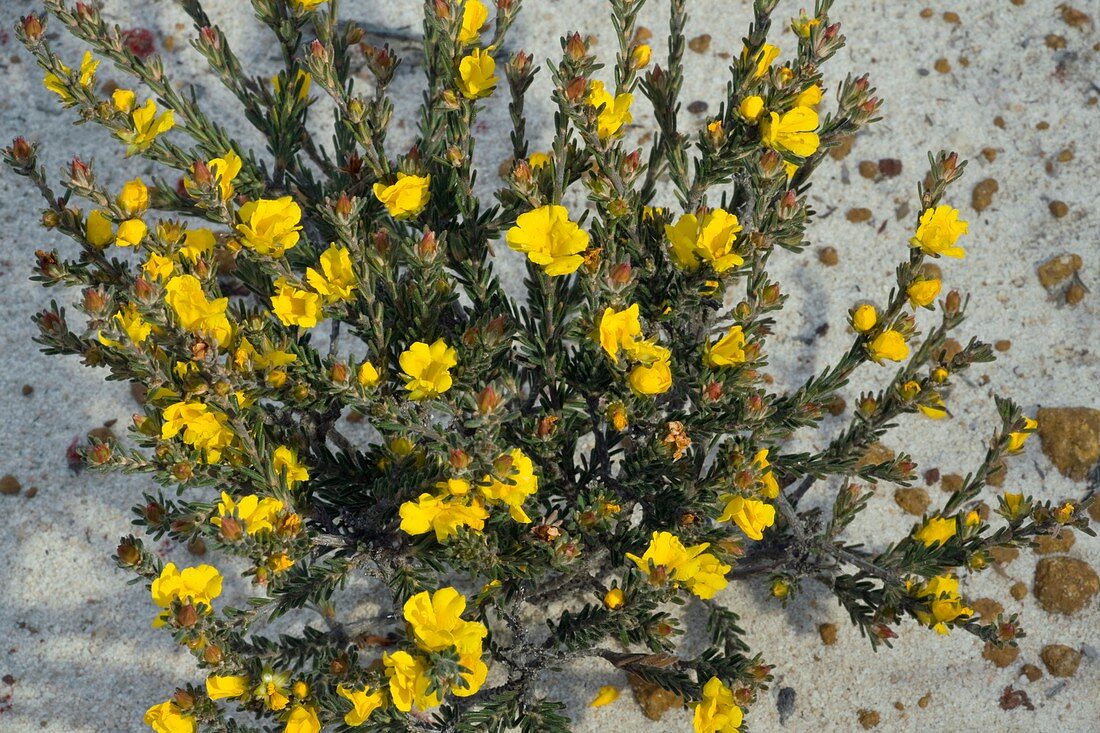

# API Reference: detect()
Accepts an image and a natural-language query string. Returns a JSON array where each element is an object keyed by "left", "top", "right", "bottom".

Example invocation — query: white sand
[{"left": 0, "top": 0, "right": 1097, "bottom": 731}]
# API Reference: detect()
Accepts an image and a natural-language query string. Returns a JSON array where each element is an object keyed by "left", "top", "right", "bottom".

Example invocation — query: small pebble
[
  {"left": 995, "top": 339, "right": 1012, "bottom": 352},
  {"left": 1010, "top": 581, "right": 1028, "bottom": 601},
  {"left": 687, "top": 34, "right": 711, "bottom": 53},
  {"left": 846, "top": 208, "right": 872, "bottom": 223},
  {"left": 971, "top": 178, "right": 999, "bottom": 212},
  {"left": 21, "top": 385, "right": 33, "bottom": 396},
  {"left": 818, "top": 623, "right": 838, "bottom": 645},
  {"left": 818, "top": 247, "right": 839, "bottom": 266},
  {"left": 1049, "top": 200, "right": 1069, "bottom": 218},
  {"left": 858, "top": 160, "right": 878, "bottom": 179},
  {"left": 0, "top": 475, "right": 21, "bottom": 496}
]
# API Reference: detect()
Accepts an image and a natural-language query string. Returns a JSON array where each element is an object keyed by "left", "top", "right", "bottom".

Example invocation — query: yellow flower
[
  {"left": 587, "top": 80, "right": 633, "bottom": 139},
  {"left": 399, "top": 338, "right": 458, "bottom": 399},
  {"left": 745, "top": 42, "right": 780, "bottom": 78},
  {"left": 143, "top": 252, "right": 175, "bottom": 282},
  {"left": 664, "top": 209, "right": 744, "bottom": 272},
  {"left": 284, "top": 705, "right": 321, "bottom": 733},
  {"left": 255, "top": 669, "right": 291, "bottom": 711},
  {"left": 373, "top": 173, "right": 431, "bottom": 220},
  {"left": 629, "top": 359, "right": 673, "bottom": 396},
  {"left": 910, "top": 205, "right": 968, "bottom": 258},
  {"left": 590, "top": 685, "right": 620, "bottom": 708},
  {"left": 399, "top": 492, "right": 488, "bottom": 541},
  {"left": 271, "top": 278, "right": 322, "bottom": 329},
  {"left": 867, "top": 329, "right": 909, "bottom": 363},
  {"left": 528, "top": 151, "right": 551, "bottom": 168},
  {"left": 306, "top": 244, "right": 357, "bottom": 302},
  {"left": 384, "top": 650, "right": 441, "bottom": 712},
  {"left": 337, "top": 684, "right": 385, "bottom": 726},
  {"left": 149, "top": 562, "right": 222, "bottom": 627},
  {"left": 457, "top": 48, "right": 498, "bottom": 99},
  {"left": 626, "top": 531, "right": 730, "bottom": 600},
  {"left": 292, "top": 0, "right": 329, "bottom": 10},
  {"left": 116, "top": 97, "right": 175, "bottom": 155},
  {"left": 165, "top": 274, "right": 233, "bottom": 346},
  {"left": 357, "top": 360, "right": 381, "bottom": 388},
  {"left": 43, "top": 51, "right": 99, "bottom": 101},
  {"left": 118, "top": 178, "right": 149, "bottom": 215},
  {"left": 914, "top": 516, "right": 957, "bottom": 547},
  {"left": 753, "top": 449, "right": 779, "bottom": 498},
  {"left": 116, "top": 218, "right": 148, "bottom": 247},
  {"left": 760, "top": 106, "right": 820, "bottom": 157},
  {"left": 1007, "top": 417, "right": 1037, "bottom": 453},
  {"left": 206, "top": 674, "right": 250, "bottom": 700},
  {"left": 403, "top": 586, "right": 488, "bottom": 653},
  {"left": 907, "top": 278, "right": 941, "bottom": 308},
  {"left": 452, "top": 650, "right": 489, "bottom": 697},
  {"left": 143, "top": 700, "right": 196, "bottom": 733},
  {"left": 272, "top": 69, "right": 312, "bottom": 101},
  {"left": 719, "top": 495, "right": 776, "bottom": 541},
  {"left": 209, "top": 151, "right": 242, "bottom": 200},
  {"left": 1002, "top": 492, "right": 1027, "bottom": 520},
  {"left": 274, "top": 446, "right": 310, "bottom": 488},
  {"left": 459, "top": 0, "right": 489, "bottom": 43},
  {"left": 704, "top": 325, "right": 747, "bottom": 368},
  {"left": 851, "top": 304, "right": 877, "bottom": 333},
  {"left": 598, "top": 304, "right": 642, "bottom": 362},
  {"left": 793, "top": 13, "right": 822, "bottom": 38},
  {"left": 506, "top": 204, "right": 590, "bottom": 276},
  {"left": 603, "top": 587, "right": 625, "bottom": 609},
  {"left": 237, "top": 197, "right": 303, "bottom": 257},
  {"left": 161, "top": 401, "right": 235, "bottom": 463},
  {"left": 917, "top": 392, "right": 948, "bottom": 420},
  {"left": 108, "top": 303, "right": 152, "bottom": 345},
  {"left": 739, "top": 95, "right": 764, "bottom": 123},
  {"left": 693, "top": 676, "right": 743, "bottom": 733},
  {"left": 795, "top": 84, "right": 823, "bottom": 108},
  {"left": 913, "top": 574, "right": 972, "bottom": 634},
  {"left": 85, "top": 210, "right": 114, "bottom": 248},
  {"left": 631, "top": 43, "right": 651, "bottom": 69},
  {"left": 180, "top": 228, "right": 216, "bottom": 261},
  {"left": 480, "top": 448, "right": 539, "bottom": 522}
]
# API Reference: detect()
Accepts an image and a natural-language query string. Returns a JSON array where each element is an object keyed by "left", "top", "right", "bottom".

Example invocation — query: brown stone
[
  {"left": 981, "top": 147, "right": 998, "bottom": 162},
  {"left": 1057, "top": 148, "right": 1074, "bottom": 163},
  {"left": 818, "top": 622, "right": 838, "bottom": 646},
  {"left": 1037, "top": 254, "right": 1082, "bottom": 289},
  {"left": 830, "top": 136, "right": 855, "bottom": 161},
  {"left": 818, "top": 247, "right": 839, "bottom": 266},
  {"left": 995, "top": 339, "right": 1012, "bottom": 352},
  {"left": 857, "top": 709, "right": 880, "bottom": 729},
  {"left": 940, "top": 473, "right": 964, "bottom": 493},
  {"left": 1089, "top": 499, "right": 1100, "bottom": 523},
  {"left": 923, "top": 468, "right": 941, "bottom": 485},
  {"left": 1049, "top": 200, "right": 1069, "bottom": 218},
  {"left": 632, "top": 27, "right": 653, "bottom": 43},
  {"left": 999, "top": 686, "right": 1034, "bottom": 711},
  {"left": 993, "top": 115, "right": 1006, "bottom": 128},
  {"left": 878, "top": 158, "right": 903, "bottom": 177},
  {"left": 1036, "top": 407, "right": 1100, "bottom": 481},
  {"left": 1060, "top": 5, "right": 1092, "bottom": 29},
  {"left": 972, "top": 178, "right": 999, "bottom": 212},
  {"left": 917, "top": 693, "right": 932, "bottom": 708},
  {"left": 983, "top": 642, "right": 1020, "bottom": 668},
  {"left": 990, "top": 546, "right": 1020, "bottom": 566},
  {"left": 1020, "top": 663, "right": 1043, "bottom": 682},
  {"left": 1040, "top": 645, "right": 1082, "bottom": 677},
  {"left": 943, "top": 11, "right": 960, "bottom": 23},
  {"left": 628, "top": 673, "right": 682, "bottom": 721},
  {"left": 21, "top": 384, "right": 33, "bottom": 396},
  {"left": 0, "top": 474, "right": 21, "bottom": 496},
  {"left": 986, "top": 461, "right": 1006, "bottom": 488},
  {"left": 971, "top": 598, "right": 1004, "bottom": 621},
  {"left": 1010, "top": 581, "right": 1028, "bottom": 601},
  {"left": 933, "top": 58, "right": 951, "bottom": 73},
  {"left": 687, "top": 34, "right": 711, "bottom": 53},
  {"left": 1046, "top": 34, "right": 1068, "bottom": 49},
  {"left": 826, "top": 396, "right": 847, "bottom": 416},
  {"left": 858, "top": 160, "right": 879, "bottom": 179},
  {"left": 847, "top": 208, "right": 873, "bottom": 223},
  {"left": 1034, "top": 528, "right": 1075, "bottom": 555},
  {"left": 1066, "top": 282, "right": 1086, "bottom": 305},
  {"left": 1034, "top": 556, "right": 1099, "bottom": 614},
  {"left": 894, "top": 487, "right": 930, "bottom": 515},
  {"left": 920, "top": 7, "right": 933, "bottom": 18},
  {"left": 857, "top": 442, "right": 896, "bottom": 469},
  {"left": 687, "top": 100, "right": 708, "bottom": 114}
]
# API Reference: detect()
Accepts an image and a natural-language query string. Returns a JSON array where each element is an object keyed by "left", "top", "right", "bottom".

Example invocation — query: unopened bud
[
  {"left": 20, "top": 14, "right": 44, "bottom": 42},
  {"left": 610, "top": 262, "right": 632, "bottom": 285},
  {"left": 477, "top": 385, "right": 502, "bottom": 414},
  {"left": 8, "top": 136, "right": 35, "bottom": 164},
  {"left": 116, "top": 537, "right": 141, "bottom": 566},
  {"left": 564, "top": 76, "right": 588, "bottom": 103},
  {"left": 449, "top": 449, "right": 470, "bottom": 470}
]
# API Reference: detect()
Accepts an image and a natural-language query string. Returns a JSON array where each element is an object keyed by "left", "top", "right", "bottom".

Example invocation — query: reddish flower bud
[{"left": 20, "top": 14, "right": 44, "bottom": 42}]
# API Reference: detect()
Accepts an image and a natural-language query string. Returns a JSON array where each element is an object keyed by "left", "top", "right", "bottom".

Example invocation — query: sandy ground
[{"left": 0, "top": 0, "right": 1098, "bottom": 731}]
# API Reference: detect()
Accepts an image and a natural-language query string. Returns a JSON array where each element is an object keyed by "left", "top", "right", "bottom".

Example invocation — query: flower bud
[
  {"left": 564, "top": 76, "right": 588, "bottom": 103},
  {"left": 449, "top": 449, "right": 471, "bottom": 470},
  {"left": 944, "top": 289, "right": 962, "bottom": 317},
  {"left": 203, "top": 645, "right": 223, "bottom": 664},
  {"left": 309, "top": 39, "right": 327, "bottom": 61},
  {"left": 20, "top": 14, "right": 44, "bottom": 42},
  {"left": 8, "top": 137, "right": 35, "bottom": 165},
  {"left": 565, "top": 32, "right": 586, "bottom": 61},
  {"left": 175, "top": 603, "right": 199, "bottom": 628},
  {"left": 219, "top": 516, "right": 243, "bottom": 542},
  {"left": 477, "top": 385, "right": 502, "bottom": 414},
  {"left": 537, "top": 415, "right": 558, "bottom": 438},
  {"left": 116, "top": 537, "right": 141, "bottom": 566}
]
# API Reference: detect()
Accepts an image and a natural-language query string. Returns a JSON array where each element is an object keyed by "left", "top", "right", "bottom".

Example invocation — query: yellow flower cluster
[
  {"left": 211, "top": 492, "right": 285, "bottom": 535},
  {"left": 626, "top": 531, "right": 730, "bottom": 600},
  {"left": 717, "top": 450, "right": 778, "bottom": 542},
  {"left": 165, "top": 274, "right": 233, "bottom": 346},
  {"left": 506, "top": 204, "right": 590, "bottom": 276},
  {"left": 665, "top": 209, "right": 744, "bottom": 273},
  {"left": 598, "top": 304, "right": 673, "bottom": 395},
  {"left": 912, "top": 574, "right": 972, "bottom": 634},
  {"left": 693, "top": 676, "right": 743, "bottom": 733},
  {"left": 113, "top": 89, "right": 175, "bottom": 155},
  {"left": 237, "top": 197, "right": 303, "bottom": 257},
  {"left": 43, "top": 51, "right": 98, "bottom": 102},
  {"left": 149, "top": 562, "right": 222, "bottom": 627},
  {"left": 161, "top": 400, "right": 235, "bottom": 463},
  {"left": 373, "top": 173, "right": 431, "bottom": 219},
  {"left": 384, "top": 587, "right": 489, "bottom": 711}
]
